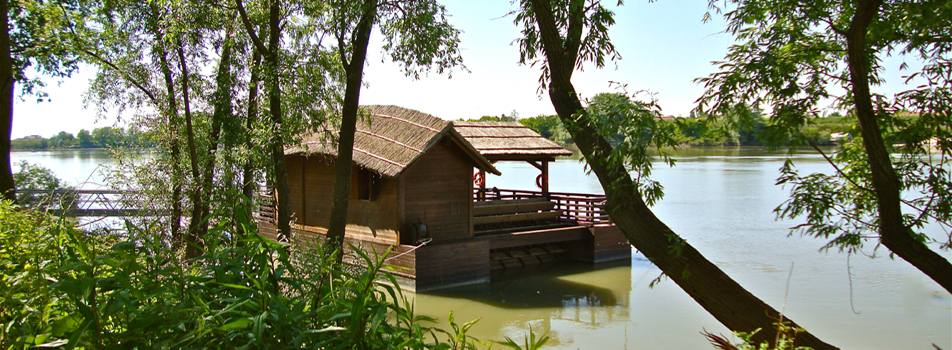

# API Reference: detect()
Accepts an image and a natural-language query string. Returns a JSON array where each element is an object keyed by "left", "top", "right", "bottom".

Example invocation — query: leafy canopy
[{"left": 697, "top": 0, "right": 952, "bottom": 252}]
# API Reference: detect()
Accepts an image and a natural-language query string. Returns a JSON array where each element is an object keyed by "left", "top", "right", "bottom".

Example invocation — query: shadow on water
[{"left": 421, "top": 259, "right": 632, "bottom": 309}]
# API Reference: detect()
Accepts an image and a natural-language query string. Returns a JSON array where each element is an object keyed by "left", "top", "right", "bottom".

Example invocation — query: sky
[{"left": 8, "top": 0, "right": 919, "bottom": 139}]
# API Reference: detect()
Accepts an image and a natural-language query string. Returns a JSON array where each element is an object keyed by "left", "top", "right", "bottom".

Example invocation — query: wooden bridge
[{"left": 16, "top": 189, "right": 151, "bottom": 217}]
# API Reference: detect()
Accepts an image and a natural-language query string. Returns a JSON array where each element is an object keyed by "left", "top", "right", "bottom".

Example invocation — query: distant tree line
[
  {"left": 504, "top": 109, "right": 859, "bottom": 148},
  {"left": 11, "top": 126, "right": 155, "bottom": 150}
]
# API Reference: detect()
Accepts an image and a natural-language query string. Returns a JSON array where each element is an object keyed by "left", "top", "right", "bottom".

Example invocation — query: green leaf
[{"left": 220, "top": 318, "right": 254, "bottom": 330}]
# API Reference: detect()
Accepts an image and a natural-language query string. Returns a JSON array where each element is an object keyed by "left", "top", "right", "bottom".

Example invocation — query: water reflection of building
[{"left": 416, "top": 260, "right": 632, "bottom": 347}]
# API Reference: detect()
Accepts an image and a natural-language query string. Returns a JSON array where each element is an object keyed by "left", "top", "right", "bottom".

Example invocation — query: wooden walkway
[{"left": 16, "top": 189, "right": 152, "bottom": 217}]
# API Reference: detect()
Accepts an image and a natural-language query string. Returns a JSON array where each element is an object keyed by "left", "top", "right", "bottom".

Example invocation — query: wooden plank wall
[
  {"left": 401, "top": 138, "right": 474, "bottom": 243},
  {"left": 415, "top": 239, "right": 490, "bottom": 291},
  {"left": 287, "top": 156, "right": 305, "bottom": 225},
  {"left": 285, "top": 154, "right": 401, "bottom": 244},
  {"left": 591, "top": 225, "right": 632, "bottom": 263},
  {"left": 561, "top": 225, "right": 631, "bottom": 263},
  {"left": 257, "top": 221, "right": 417, "bottom": 277}
]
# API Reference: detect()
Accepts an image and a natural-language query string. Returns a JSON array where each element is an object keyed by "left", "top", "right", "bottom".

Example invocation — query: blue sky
[{"left": 11, "top": 0, "right": 919, "bottom": 139}]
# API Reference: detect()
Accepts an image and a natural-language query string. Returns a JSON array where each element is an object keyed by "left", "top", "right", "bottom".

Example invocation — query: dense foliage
[{"left": 0, "top": 199, "right": 501, "bottom": 349}]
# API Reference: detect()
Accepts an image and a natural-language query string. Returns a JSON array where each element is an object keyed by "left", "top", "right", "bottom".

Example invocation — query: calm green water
[
  {"left": 423, "top": 147, "right": 951, "bottom": 349},
  {"left": 13, "top": 147, "right": 952, "bottom": 349}
]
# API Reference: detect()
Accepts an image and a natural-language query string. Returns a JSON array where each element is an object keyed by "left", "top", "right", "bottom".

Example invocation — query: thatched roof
[
  {"left": 286, "top": 105, "right": 499, "bottom": 177},
  {"left": 453, "top": 121, "right": 572, "bottom": 161}
]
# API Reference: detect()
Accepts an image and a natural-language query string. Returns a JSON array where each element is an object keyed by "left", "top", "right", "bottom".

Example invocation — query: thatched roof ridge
[
  {"left": 453, "top": 121, "right": 572, "bottom": 159},
  {"left": 286, "top": 105, "right": 499, "bottom": 177}
]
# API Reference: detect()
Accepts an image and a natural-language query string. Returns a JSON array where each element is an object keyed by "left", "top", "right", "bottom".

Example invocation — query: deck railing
[
  {"left": 256, "top": 186, "right": 612, "bottom": 226},
  {"left": 256, "top": 187, "right": 276, "bottom": 223},
  {"left": 15, "top": 189, "right": 150, "bottom": 217},
  {"left": 474, "top": 188, "right": 612, "bottom": 225}
]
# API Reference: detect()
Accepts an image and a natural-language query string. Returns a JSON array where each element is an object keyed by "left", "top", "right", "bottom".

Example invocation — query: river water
[{"left": 12, "top": 148, "right": 952, "bottom": 349}]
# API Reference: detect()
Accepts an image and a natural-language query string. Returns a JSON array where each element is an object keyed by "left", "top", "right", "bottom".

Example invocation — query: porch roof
[{"left": 452, "top": 121, "right": 572, "bottom": 161}]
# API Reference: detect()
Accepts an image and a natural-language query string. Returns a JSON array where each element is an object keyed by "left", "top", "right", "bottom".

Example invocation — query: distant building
[
  {"left": 21, "top": 135, "right": 44, "bottom": 140},
  {"left": 925, "top": 137, "right": 945, "bottom": 153},
  {"left": 830, "top": 132, "right": 849, "bottom": 142}
]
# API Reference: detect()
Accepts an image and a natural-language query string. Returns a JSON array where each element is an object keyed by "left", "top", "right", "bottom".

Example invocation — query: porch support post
[
  {"left": 479, "top": 168, "right": 487, "bottom": 200},
  {"left": 541, "top": 160, "right": 549, "bottom": 197}
]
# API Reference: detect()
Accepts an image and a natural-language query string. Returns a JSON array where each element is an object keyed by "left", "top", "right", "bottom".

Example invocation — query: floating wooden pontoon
[{"left": 257, "top": 105, "right": 630, "bottom": 292}]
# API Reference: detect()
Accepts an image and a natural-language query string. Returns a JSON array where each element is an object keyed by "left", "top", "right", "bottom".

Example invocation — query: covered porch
[{"left": 454, "top": 121, "right": 629, "bottom": 271}]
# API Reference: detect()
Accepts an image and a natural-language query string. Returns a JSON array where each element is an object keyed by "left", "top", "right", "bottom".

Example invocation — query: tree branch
[
  {"left": 562, "top": 0, "right": 584, "bottom": 80},
  {"left": 81, "top": 49, "right": 158, "bottom": 104},
  {"left": 56, "top": 4, "right": 159, "bottom": 104},
  {"left": 809, "top": 141, "right": 874, "bottom": 193},
  {"left": 235, "top": 0, "right": 272, "bottom": 57}
]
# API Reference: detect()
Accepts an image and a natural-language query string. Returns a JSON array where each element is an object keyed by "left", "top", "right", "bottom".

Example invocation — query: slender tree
[
  {"left": 322, "top": 0, "right": 464, "bottom": 264},
  {"left": 240, "top": 48, "right": 262, "bottom": 230},
  {"left": 324, "top": 0, "right": 378, "bottom": 264},
  {"left": 515, "top": 0, "right": 837, "bottom": 348},
  {"left": 198, "top": 28, "right": 236, "bottom": 237},
  {"left": 0, "top": 0, "right": 78, "bottom": 201},
  {"left": 0, "top": 0, "right": 13, "bottom": 202},
  {"left": 235, "top": 0, "right": 342, "bottom": 242},
  {"left": 69, "top": 0, "right": 191, "bottom": 244},
  {"left": 236, "top": 0, "right": 294, "bottom": 241}
]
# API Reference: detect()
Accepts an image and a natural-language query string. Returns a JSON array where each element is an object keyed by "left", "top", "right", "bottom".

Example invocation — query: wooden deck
[{"left": 256, "top": 188, "right": 630, "bottom": 292}]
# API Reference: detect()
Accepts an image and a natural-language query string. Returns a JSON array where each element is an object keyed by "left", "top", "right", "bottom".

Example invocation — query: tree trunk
[
  {"left": 198, "top": 31, "right": 235, "bottom": 237},
  {"left": 153, "top": 20, "right": 183, "bottom": 246},
  {"left": 177, "top": 44, "right": 204, "bottom": 258},
  {"left": 325, "top": 0, "right": 378, "bottom": 265},
  {"left": 265, "top": 0, "right": 291, "bottom": 242},
  {"left": 845, "top": 0, "right": 952, "bottom": 293},
  {"left": 528, "top": 1, "right": 837, "bottom": 349},
  {"left": 0, "top": 0, "right": 15, "bottom": 203},
  {"left": 242, "top": 49, "right": 262, "bottom": 230}
]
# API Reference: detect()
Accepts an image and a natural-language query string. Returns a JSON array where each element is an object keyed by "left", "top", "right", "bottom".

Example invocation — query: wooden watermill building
[{"left": 258, "top": 105, "right": 630, "bottom": 292}]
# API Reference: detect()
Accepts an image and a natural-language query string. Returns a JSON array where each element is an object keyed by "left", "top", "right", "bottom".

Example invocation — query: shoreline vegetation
[
  {"left": 22, "top": 109, "right": 913, "bottom": 152},
  {"left": 464, "top": 111, "right": 866, "bottom": 148},
  {"left": 11, "top": 126, "right": 155, "bottom": 150}
]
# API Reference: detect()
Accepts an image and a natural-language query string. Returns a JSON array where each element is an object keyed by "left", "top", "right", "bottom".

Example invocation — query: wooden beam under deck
[
  {"left": 258, "top": 219, "right": 628, "bottom": 292},
  {"left": 488, "top": 225, "right": 591, "bottom": 250},
  {"left": 473, "top": 201, "right": 555, "bottom": 216}
]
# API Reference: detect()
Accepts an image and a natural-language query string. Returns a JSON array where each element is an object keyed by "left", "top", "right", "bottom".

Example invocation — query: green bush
[
  {"left": 0, "top": 198, "right": 495, "bottom": 349},
  {"left": 13, "top": 161, "right": 78, "bottom": 211}
]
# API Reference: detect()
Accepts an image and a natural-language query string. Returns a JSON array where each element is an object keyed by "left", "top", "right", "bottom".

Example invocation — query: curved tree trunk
[
  {"left": 325, "top": 0, "right": 377, "bottom": 265},
  {"left": 528, "top": 1, "right": 837, "bottom": 349},
  {"left": 845, "top": 0, "right": 952, "bottom": 293}
]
